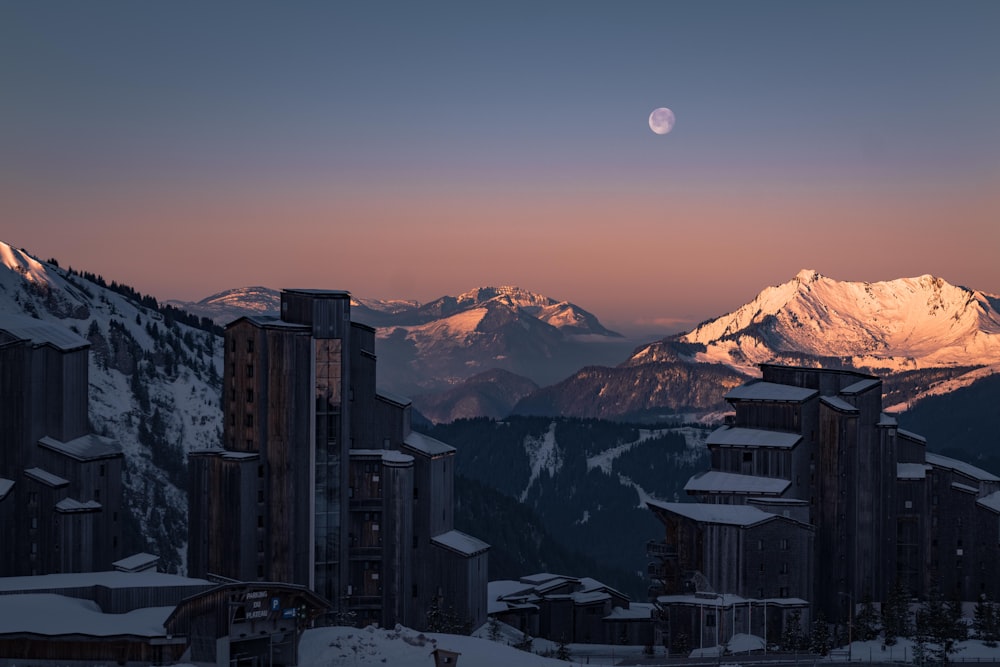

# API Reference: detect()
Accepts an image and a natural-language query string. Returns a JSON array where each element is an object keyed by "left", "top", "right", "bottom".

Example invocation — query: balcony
[
  {"left": 646, "top": 540, "right": 677, "bottom": 559},
  {"left": 647, "top": 562, "right": 669, "bottom": 579}
]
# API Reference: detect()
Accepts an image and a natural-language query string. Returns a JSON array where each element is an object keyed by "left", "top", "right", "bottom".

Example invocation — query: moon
[{"left": 649, "top": 107, "right": 675, "bottom": 135}]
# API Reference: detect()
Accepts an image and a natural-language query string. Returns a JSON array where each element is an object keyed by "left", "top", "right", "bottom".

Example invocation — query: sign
[{"left": 282, "top": 608, "right": 297, "bottom": 619}]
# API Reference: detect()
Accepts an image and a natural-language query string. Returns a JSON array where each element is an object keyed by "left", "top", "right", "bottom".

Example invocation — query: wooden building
[
  {"left": 189, "top": 289, "right": 488, "bottom": 630},
  {"left": 649, "top": 364, "right": 1000, "bottom": 652},
  {"left": 0, "top": 314, "right": 124, "bottom": 577}
]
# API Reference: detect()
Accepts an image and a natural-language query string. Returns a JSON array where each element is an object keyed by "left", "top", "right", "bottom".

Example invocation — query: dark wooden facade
[
  {"left": 189, "top": 289, "right": 488, "bottom": 630},
  {"left": 0, "top": 314, "right": 124, "bottom": 577}
]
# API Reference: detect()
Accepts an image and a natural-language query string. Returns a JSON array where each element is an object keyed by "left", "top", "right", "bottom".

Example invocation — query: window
[
  {"left": 414, "top": 487, "right": 419, "bottom": 500},
  {"left": 779, "top": 587, "right": 789, "bottom": 597},
  {"left": 247, "top": 339, "right": 254, "bottom": 353},
  {"left": 258, "top": 465, "right": 264, "bottom": 478},
  {"left": 245, "top": 414, "right": 253, "bottom": 427},
  {"left": 99, "top": 464, "right": 105, "bottom": 477},
  {"left": 757, "top": 539, "right": 763, "bottom": 551},
  {"left": 257, "top": 490, "right": 264, "bottom": 503},
  {"left": 706, "top": 613, "right": 716, "bottom": 627},
  {"left": 246, "top": 364, "right": 254, "bottom": 378},
  {"left": 904, "top": 500, "right": 912, "bottom": 509},
  {"left": 780, "top": 562, "right": 789, "bottom": 574},
  {"left": 94, "top": 488, "right": 100, "bottom": 501},
  {"left": 246, "top": 388, "right": 253, "bottom": 402},
  {"left": 780, "top": 538, "right": 789, "bottom": 550},
  {"left": 412, "top": 584, "right": 418, "bottom": 598},
  {"left": 257, "top": 515, "right": 264, "bottom": 528}
]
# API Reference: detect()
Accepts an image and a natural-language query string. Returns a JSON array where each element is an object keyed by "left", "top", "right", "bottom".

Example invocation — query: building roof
[
  {"left": 821, "top": 396, "right": 858, "bottom": 413},
  {"left": 350, "top": 449, "right": 414, "bottom": 466},
  {"left": 684, "top": 470, "right": 789, "bottom": 495},
  {"left": 656, "top": 593, "right": 809, "bottom": 607},
  {"left": 24, "top": 467, "right": 69, "bottom": 488},
  {"left": 647, "top": 500, "right": 780, "bottom": 528},
  {"left": 897, "top": 429, "right": 927, "bottom": 443},
  {"left": 0, "top": 570, "right": 211, "bottom": 594},
  {"left": 55, "top": 498, "right": 102, "bottom": 512},
  {"left": 605, "top": 603, "right": 654, "bottom": 620},
  {"left": 725, "top": 382, "right": 817, "bottom": 403},
  {"left": 952, "top": 482, "right": 980, "bottom": 495},
  {"left": 0, "top": 593, "right": 174, "bottom": 638},
  {"left": 840, "top": 378, "right": 881, "bottom": 395},
  {"left": 113, "top": 553, "right": 159, "bottom": 573},
  {"left": 0, "top": 313, "right": 89, "bottom": 352},
  {"left": 706, "top": 426, "right": 801, "bottom": 449},
  {"left": 431, "top": 530, "right": 490, "bottom": 557},
  {"left": 403, "top": 431, "right": 455, "bottom": 457},
  {"left": 376, "top": 390, "right": 412, "bottom": 407},
  {"left": 282, "top": 288, "right": 351, "bottom": 297},
  {"left": 0, "top": 478, "right": 13, "bottom": 501},
  {"left": 879, "top": 413, "right": 898, "bottom": 427},
  {"left": 897, "top": 463, "right": 930, "bottom": 480},
  {"left": 977, "top": 491, "right": 1000, "bottom": 515},
  {"left": 927, "top": 452, "right": 1000, "bottom": 483},
  {"left": 39, "top": 433, "right": 121, "bottom": 461}
]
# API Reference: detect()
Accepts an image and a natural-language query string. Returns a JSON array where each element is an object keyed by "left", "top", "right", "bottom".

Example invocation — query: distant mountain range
[{"left": 169, "top": 284, "right": 638, "bottom": 405}]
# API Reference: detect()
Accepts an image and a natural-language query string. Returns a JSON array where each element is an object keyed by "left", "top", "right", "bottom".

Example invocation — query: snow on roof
[
  {"left": 0, "top": 569, "right": 211, "bottom": 593},
  {"left": 0, "top": 313, "right": 89, "bottom": 352},
  {"left": 952, "top": 482, "right": 980, "bottom": 495},
  {"left": 113, "top": 553, "right": 159, "bottom": 573},
  {"left": 39, "top": 433, "right": 121, "bottom": 460},
  {"left": 431, "top": 530, "right": 489, "bottom": 557},
  {"left": 897, "top": 463, "right": 930, "bottom": 480},
  {"left": 571, "top": 590, "right": 610, "bottom": 605},
  {"left": 351, "top": 449, "right": 415, "bottom": 466},
  {"left": 748, "top": 497, "right": 808, "bottom": 505},
  {"left": 841, "top": 378, "right": 880, "bottom": 395},
  {"left": 24, "top": 467, "right": 68, "bottom": 488},
  {"left": 879, "top": 413, "right": 898, "bottom": 427},
  {"left": 897, "top": 429, "right": 927, "bottom": 443},
  {"left": 684, "top": 470, "right": 789, "bottom": 495},
  {"left": 0, "top": 478, "right": 12, "bottom": 501},
  {"left": 0, "top": 593, "right": 173, "bottom": 637},
  {"left": 977, "top": 492, "right": 1000, "bottom": 515},
  {"left": 376, "top": 390, "right": 412, "bottom": 407},
  {"left": 927, "top": 452, "right": 1000, "bottom": 482},
  {"left": 221, "top": 451, "right": 258, "bottom": 460},
  {"left": 656, "top": 593, "right": 809, "bottom": 607},
  {"left": 706, "top": 426, "right": 801, "bottom": 449},
  {"left": 519, "top": 573, "right": 566, "bottom": 585},
  {"left": 55, "top": 498, "right": 102, "bottom": 512},
  {"left": 403, "top": 431, "right": 455, "bottom": 457},
  {"left": 488, "top": 579, "right": 536, "bottom": 608},
  {"left": 821, "top": 396, "right": 858, "bottom": 413},
  {"left": 647, "top": 500, "right": 779, "bottom": 527},
  {"left": 605, "top": 603, "right": 653, "bottom": 620},
  {"left": 725, "top": 382, "right": 816, "bottom": 403}
]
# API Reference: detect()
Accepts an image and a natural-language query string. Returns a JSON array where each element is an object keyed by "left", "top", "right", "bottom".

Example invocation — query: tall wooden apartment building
[
  {"left": 188, "top": 289, "right": 488, "bottom": 629},
  {"left": 0, "top": 314, "right": 124, "bottom": 576},
  {"left": 648, "top": 364, "right": 1000, "bottom": 650}
]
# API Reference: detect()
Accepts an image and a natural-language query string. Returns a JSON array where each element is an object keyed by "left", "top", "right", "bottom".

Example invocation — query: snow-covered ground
[{"left": 285, "top": 625, "right": 1000, "bottom": 666}]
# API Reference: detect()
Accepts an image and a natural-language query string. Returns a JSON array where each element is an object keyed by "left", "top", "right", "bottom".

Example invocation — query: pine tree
[
  {"left": 782, "top": 609, "right": 805, "bottom": 652},
  {"left": 883, "top": 578, "right": 911, "bottom": 646},
  {"left": 974, "top": 595, "right": 998, "bottom": 646},
  {"left": 915, "top": 587, "right": 964, "bottom": 665},
  {"left": 855, "top": 593, "right": 880, "bottom": 641},
  {"left": 809, "top": 612, "right": 831, "bottom": 655}
]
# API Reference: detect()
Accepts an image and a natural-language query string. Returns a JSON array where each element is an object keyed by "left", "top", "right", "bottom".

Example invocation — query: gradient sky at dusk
[{"left": 2, "top": 1, "right": 998, "bottom": 336}]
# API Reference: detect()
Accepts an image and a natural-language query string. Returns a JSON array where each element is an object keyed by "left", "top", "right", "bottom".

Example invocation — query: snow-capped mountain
[
  {"left": 517, "top": 270, "right": 1000, "bottom": 422},
  {"left": 171, "top": 284, "right": 631, "bottom": 397},
  {"left": 631, "top": 269, "right": 1000, "bottom": 374},
  {"left": 0, "top": 242, "right": 222, "bottom": 572}
]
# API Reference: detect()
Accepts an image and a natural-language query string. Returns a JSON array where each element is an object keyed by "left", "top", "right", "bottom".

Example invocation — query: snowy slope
[
  {"left": 0, "top": 242, "right": 222, "bottom": 572},
  {"left": 632, "top": 270, "right": 1000, "bottom": 374}
]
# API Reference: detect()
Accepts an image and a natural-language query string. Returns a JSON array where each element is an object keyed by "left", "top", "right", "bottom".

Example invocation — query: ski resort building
[
  {"left": 0, "top": 314, "right": 124, "bottom": 577},
  {"left": 188, "top": 289, "right": 489, "bottom": 630},
  {"left": 647, "top": 364, "right": 1000, "bottom": 652}
]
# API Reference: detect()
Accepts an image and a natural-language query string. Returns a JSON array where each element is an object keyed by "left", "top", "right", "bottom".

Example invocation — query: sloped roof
[
  {"left": 55, "top": 498, "right": 102, "bottom": 512},
  {"left": 706, "top": 426, "right": 801, "bottom": 449},
  {"left": 726, "top": 382, "right": 816, "bottom": 403},
  {"left": 0, "top": 314, "right": 89, "bottom": 352},
  {"left": 403, "top": 431, "right": 455, "bottom": 457},
  {"left": 897, "top": 429, "right": 927, "bottom": 443},
  {"left": 0, "top": 478, "right": 13, "bottom": 501},
  {"left": 821, "top": 396, "right": 858, "bottom": 413},
  {"left": 0, "top": 593, "right": 173, "bottom": 638},
  {"left": 39, "top": 434, "right": 121, "bottom": 461},
  {"left": 647, "top": 500, "right": 779, "bottom": 528},
  {"left": 841, "top": 378, "right": 880, "bottom": 395},
  {"left": 685, "top": 470, "right": 789, "bottom": 495},
  {"left": 977, "top": 491, "right": 1000, "bottom": 515},
  {"left": 24, "top": 467, "right": 69, "bottom": 488},
  {"left": 431, "top": 530, "right": 489, "bottom": 557},
  {"left": 927, "top": 452, "right": 1000, "bottom": 483}
]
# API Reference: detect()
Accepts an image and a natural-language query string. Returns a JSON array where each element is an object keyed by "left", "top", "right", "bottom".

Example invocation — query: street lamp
[{"left": 838, "top": 591, "right": 853, "bottom": 661}]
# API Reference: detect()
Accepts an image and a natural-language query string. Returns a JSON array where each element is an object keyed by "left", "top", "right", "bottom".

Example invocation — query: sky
[{"left": 2, "top": 1, "right": 998, "bottom": 336}]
